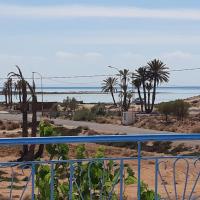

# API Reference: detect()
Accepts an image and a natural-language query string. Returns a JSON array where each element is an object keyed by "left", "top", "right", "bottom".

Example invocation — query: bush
[
  {"left": 173, "top": 99, "right": 190, "bottom": 120},
  {"left": 63, "top": 97, "right": 78, "bottom": 111},
  {"left": 91, "top": 103, "right": 106, "bottom": 116},
  {"left": 73, "top": 108, "right": 96, "bottom": 121},
  {"left": 151, "top": 141, "right": 172, "bottom": 153},
  {"left": 157, "top": 102, "right": 173, "bottom": 122},
  {"left": 157, "top": 100, "right": 190, "bottom": 121}
]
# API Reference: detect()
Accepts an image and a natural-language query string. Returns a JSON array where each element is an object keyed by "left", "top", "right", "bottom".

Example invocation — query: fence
[{"left": 0, "top": 134, "right": 200, "bottom": 199}]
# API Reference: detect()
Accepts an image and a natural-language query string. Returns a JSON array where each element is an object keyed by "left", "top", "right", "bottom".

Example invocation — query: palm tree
[
  {"left": 132, "top": 78, "right": 143, "bottom": 112},
  {"left": 145, "top": 82, "right": 153, "bottom": 112},
  {"left": 9, "top": 66, "right": 40, "bottom": 161},
  {"left": 14, "top": 80, "right": 23, "bottom": 103},
  {"left": 118, "top": 69, "right": 130, "bottom": 111},
  {"left": 147, "top": 59, "right": 169, "bottom": 112},
  {"left": 102, "top": 77, "right": 118, "bottom": 106},
  {"left": 26, "top": 79, "right": 38, "bottom": 160},
  {"left": 2, "top": 82, "right": 8, "bottom": 105},
  {"left": 8, "top": 66, "right": 29, "bottom": 158},
  {"left": 135, "top": 67, "right": 148, "bottom": 112},
  {"left": 7, "top": 78, "right": 13, "bottom": 106}
]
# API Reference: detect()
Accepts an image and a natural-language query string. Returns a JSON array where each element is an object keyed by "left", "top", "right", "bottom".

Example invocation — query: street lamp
[{"left": 32, "top": 72, "right": 44, "bottom": 116}]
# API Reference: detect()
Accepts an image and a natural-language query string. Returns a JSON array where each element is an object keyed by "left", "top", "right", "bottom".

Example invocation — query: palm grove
[{"left": 102, "top": 59, "right": 170, "bottom": 113}]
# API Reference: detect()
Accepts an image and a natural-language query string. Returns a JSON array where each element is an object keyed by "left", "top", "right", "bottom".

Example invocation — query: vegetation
[
  {"left": 35, "top": 122, "right": 159, "bottom": 199},
  {"left": 2, "top": 78, "right": 13, "bottom": 106},
  {"left": 63, "top": 96, "right": 78, "bottom": 112},
  {"left": 118, "top": 69, "right": 132, "bottom": 112},
  {"left": 157, "top": 99, "right": 190, "bottom": 121},
  {"left": 91, "top": 103, "right": 106, "bottom": 116},
  {"left": 73, "top": 108, "right": 96, "bottom": 121},
  {"left": 173, "top": 99, "right": 190, "bottom": 120},
  {"left": 8, "top": 66, "right": 40, "bottom": 161},
  {"left": 133, "top": 59, "right": 169, "bottom": 113},
  {"left": 104, "top": 59, "right": 169, "bottom": 114},
  {"left": 101, "top": 77, "right": 118, "bottom": 106},
  {"left": 157, "top": 101, "right": 173, "bottom": 122}
]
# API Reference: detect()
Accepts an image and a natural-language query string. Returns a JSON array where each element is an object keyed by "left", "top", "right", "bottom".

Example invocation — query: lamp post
[{"left": 32, "top": 72, "right": 44, "bottom": 116}]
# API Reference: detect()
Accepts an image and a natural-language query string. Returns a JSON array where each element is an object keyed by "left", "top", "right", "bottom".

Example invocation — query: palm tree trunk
[
  {"left": 5, "top": 93, "right": 8, "bottom": 105},
  {"left": 26, "top": 95, "right": 37, "bottom": 160},
  {"left": 21, "top": 82, "right": 28, "bottom": 156},
  {"left": 34, "top": 144, "right": 44, "bottom": 159},
  {"left": 151, "top": 79, "right": 157, "bottom": 112},
  {"left": 148, "top": 90, "right": 151, "bottom": 111},
  {"left": 137, "top": 87, "right": 143, "bottom": 112},
  {"left": 142, "top": 80, "right": 147, "bottom": 112},
  {"left": 111, "top": 91, "right": 117, "bottom": 106},
  {"left": 122, "top": 78, "right": 128, "bottom": 111}
]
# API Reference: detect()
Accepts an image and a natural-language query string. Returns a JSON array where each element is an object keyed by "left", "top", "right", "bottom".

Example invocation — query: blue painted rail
[{"left": 0, "top": 134, "right": 200, "bottom": 200}]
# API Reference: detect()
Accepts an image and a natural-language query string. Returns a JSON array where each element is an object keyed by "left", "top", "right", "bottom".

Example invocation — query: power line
[
  {"left": 0, "top": 66, "right": 200, "bottom": 80},
  {"left": 0, "top": 74, "right": 116, "bottom": 80},
  {"left": 170, "top": 67, "right": 200, "bottom": 72}
]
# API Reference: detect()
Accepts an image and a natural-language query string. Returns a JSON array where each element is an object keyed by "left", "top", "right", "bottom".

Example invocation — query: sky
[{"left": 0, "top": 0, "right": 200, "bottom": 87}]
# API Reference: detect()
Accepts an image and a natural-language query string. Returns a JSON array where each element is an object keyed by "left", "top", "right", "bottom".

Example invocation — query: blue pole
[
  {"left": 31, "top": 163, "right": 35, "bottom": 200},
  {"left": 119, "top": 159, "right": 124, "bottom": 200},
  {"left": 137, "top": 142, "right": 141, "bottom": 200},
  {"left": 155, "top": 158, "right": 158, "bottom": 200},
  {"left": 69, "top": 162, "right": 74, "bottom": 200},
  {"left": 50, "top": 163, "right": 55, "bottom": 200}
]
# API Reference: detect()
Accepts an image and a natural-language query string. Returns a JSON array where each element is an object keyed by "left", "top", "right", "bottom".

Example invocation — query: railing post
[
  {"left": 31, "top": 163, "right": 35, "bottom": 200},
  {"left": 69, "top": 161, "right": 74, "bottom": 200},
  {"left": 155, "top": 158, "right": 158, "bottom": 200},
  {"left": 137, "top": 142, "right": 141, "bottom": 200},
  {"left": 119, "top": 159, "right": 124, "bottom": 200},
  {"left": 50, "top": 163, "right": 55, "bottom": 200}
]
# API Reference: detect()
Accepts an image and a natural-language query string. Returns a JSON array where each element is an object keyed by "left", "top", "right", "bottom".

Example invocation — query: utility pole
[{"left": 32, "top": 72, "right": 44, "bottom": 116}]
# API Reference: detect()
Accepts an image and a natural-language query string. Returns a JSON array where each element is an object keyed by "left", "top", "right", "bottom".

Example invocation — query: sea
[{"left": 0, "top": 86, "right": 200, "bottom": 104}]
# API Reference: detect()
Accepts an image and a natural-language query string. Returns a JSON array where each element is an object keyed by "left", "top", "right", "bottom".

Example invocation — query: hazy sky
[{"left": 0, "top": 0, "right": 200, "bottom": 86}]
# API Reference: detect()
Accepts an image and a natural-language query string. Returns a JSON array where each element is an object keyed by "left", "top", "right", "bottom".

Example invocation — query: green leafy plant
[
  {"left": 35, "top": 122, "right": 160, "bottom": 199},
  {"left": 91, "top": 103, "right": 107, "bottom": 116},
  {"left": 73, "top": 108, "right": 96, "bottom": 121},
  {"left": 157, "top": 99, "right": 190, "bottom": 121}
]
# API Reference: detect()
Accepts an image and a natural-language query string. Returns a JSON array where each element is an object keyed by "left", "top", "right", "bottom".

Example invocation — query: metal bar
[
  {"left": 119, "top": 159, "right": 124, "bottom": 200},
  {"left": 31, "top": 163, "right": 35, "bottom": 200},
  {"left": 0, "top": 134, "right": 200, "bottom": 145},
  {"left": 0, "top": 155, "right": 198, "bottom": 166},
  {"left": 137, "top": 142, "right": 141, "bottom": 200},
  {"left": 154, "top": 159, "right": 158, "bottom": 200},
  {"left": 69, "top": 162, "right": 74, "bottom": 200},
  {"left": 50, "top": 163, "right": 55, "bottom": 200}
]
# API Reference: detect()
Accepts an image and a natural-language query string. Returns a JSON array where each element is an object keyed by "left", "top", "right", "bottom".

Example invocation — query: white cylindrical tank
[{"left": 122, "top": 111, "right": 135, "bottom": 125}]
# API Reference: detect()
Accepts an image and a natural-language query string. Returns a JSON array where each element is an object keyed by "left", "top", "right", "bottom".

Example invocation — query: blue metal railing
[{"left": 0, "top": 133, "right": 200, "bottom": 200}]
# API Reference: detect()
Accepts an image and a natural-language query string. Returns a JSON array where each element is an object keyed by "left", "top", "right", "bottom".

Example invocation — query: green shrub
[
  {"left": 73, "top": 108, "right": 96, "bottom": 121},
  {"left": 63, "top": 97, "right": 78, "bottom": 111},
  {"left": 157, "top": 101, "right": 173, "bottom": 122},
  {"left": 35, "top": 123, "right": 160, "bottom": 199},
  {"left": 157, "top": 99, "right": 190, "bottom": 121},
  {"left": 172, "top": 99, "right": 190, "bottom": 120},
  {"left": 91, "top": 103, "right": 106, "bottom": 116}
]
